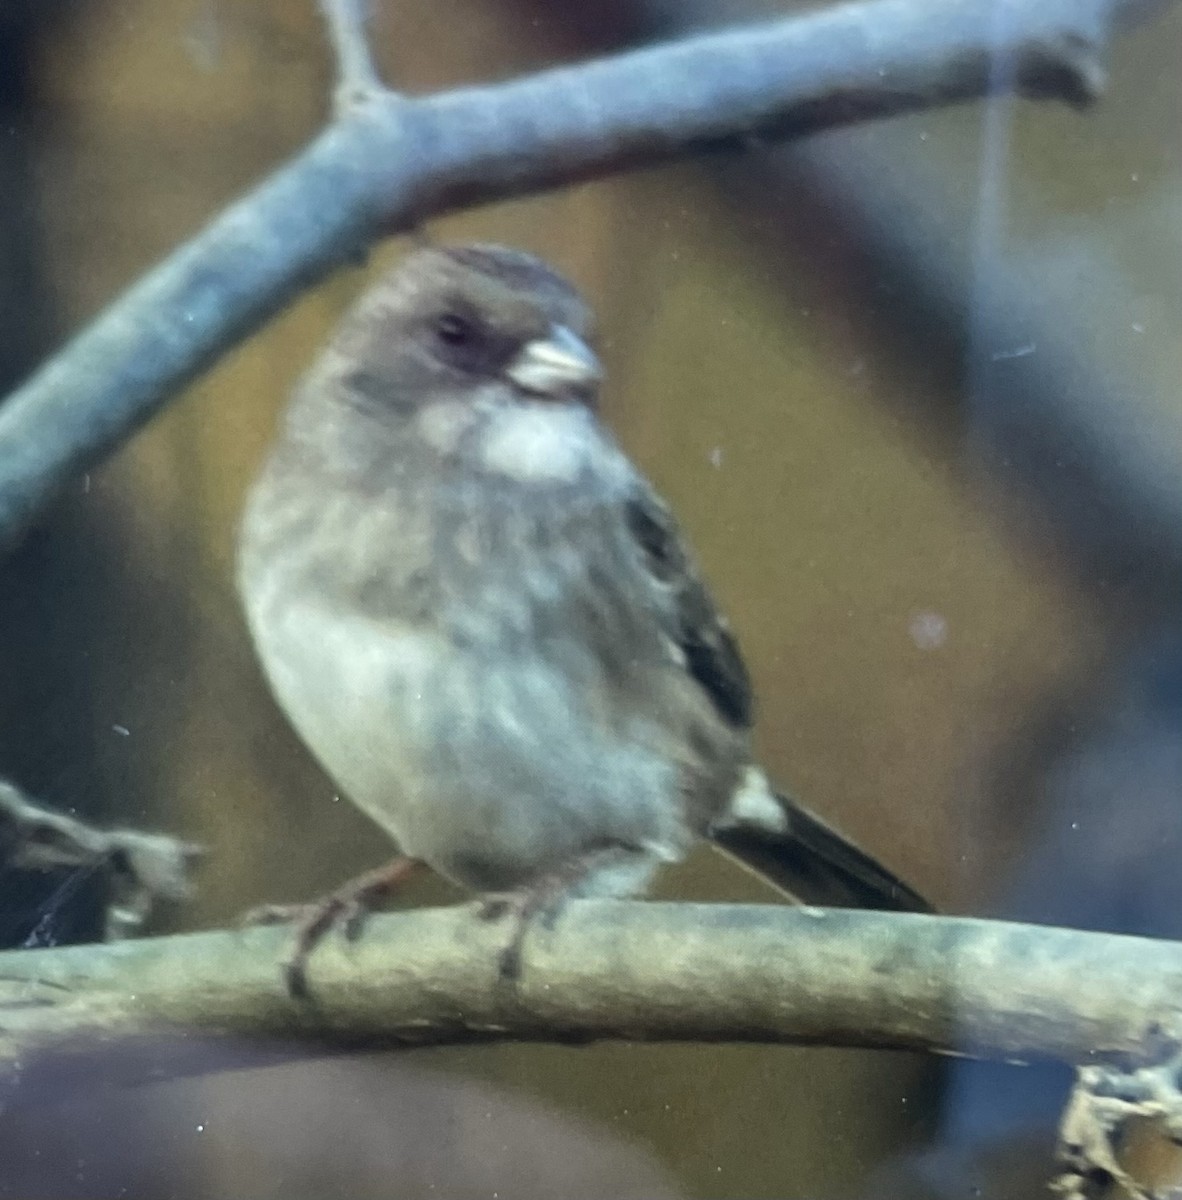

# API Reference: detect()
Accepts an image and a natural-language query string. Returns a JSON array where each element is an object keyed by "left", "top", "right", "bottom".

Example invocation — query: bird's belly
[{"left": 248, "top": 596, "right": 688, "bottom": 893}]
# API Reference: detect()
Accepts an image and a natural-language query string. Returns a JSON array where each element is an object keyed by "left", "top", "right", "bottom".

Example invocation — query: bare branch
[
  {"left": 320, "top": 0, "right": 385, "bottom": 110},
  {"left": 0, "top": 903, "right": 1179, "bottom": 1092},
  {"left": 0, "top": 0, "right": 1172, "bottom": 546}
]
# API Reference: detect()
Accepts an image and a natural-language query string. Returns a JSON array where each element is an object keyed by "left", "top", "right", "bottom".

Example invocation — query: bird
[{"left": 237, "top": 242, "right": 928, "bottom": 995}]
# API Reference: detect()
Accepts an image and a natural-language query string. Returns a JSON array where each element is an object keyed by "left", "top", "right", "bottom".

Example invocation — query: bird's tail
[{"left": 710, "top": 773, "right": 931, "bottom": 913}]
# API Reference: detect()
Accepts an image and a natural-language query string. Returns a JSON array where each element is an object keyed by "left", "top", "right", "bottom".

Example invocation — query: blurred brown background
[{"left": 2, "top": 0, "right": 1182, "bottom": 1196}]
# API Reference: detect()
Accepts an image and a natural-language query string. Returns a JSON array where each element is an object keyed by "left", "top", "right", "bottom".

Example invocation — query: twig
[
  {"left": 0, "top": 903, "right": 1180, "bottom": 1091},
  {"left": 0, "top": 781, "right": 200, "bottom": 940},
  {"left": 1056, "top": 1058, "right": 1182, "bottom": 1199},
  {"left": 0, "top": 0, "right": 1172, "bottom": 546},
  {"left": 320, "top": 0, "right": 384, "bottom": 111}
]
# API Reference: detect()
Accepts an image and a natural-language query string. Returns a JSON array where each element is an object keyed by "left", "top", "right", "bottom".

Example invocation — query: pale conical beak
[{"left": 505, "top": 325, "right": 602, "bottom": 399}]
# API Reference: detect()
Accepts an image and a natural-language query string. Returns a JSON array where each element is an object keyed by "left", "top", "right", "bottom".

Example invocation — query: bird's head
[
  {"left": 300, "top": 243, "right": 616, "bottom": 486},
  {"left": 329, "top": 243, "right": 601, "bottom": 416}
]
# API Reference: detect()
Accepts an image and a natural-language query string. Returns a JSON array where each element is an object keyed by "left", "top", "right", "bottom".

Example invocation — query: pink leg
[
  {"left": 243, "top": 856, "right": 421, "bottom": 998},
  {"left": 479, "top": 846, "right": 628, "bottom": 982}
]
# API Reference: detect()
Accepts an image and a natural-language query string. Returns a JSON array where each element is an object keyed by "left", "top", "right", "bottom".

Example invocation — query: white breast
[
  {"left": 244, "top": 586, "right": 690, "bottom": 892},
  {"left": 248, "top": 595, "right": 443, "bottom": 831}
]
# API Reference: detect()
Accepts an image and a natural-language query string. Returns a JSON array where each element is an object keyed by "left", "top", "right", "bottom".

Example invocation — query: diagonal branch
[
  {"left": 0, "top": 0, "right": 1173, "bottom": 546},
  {"left": 0, "top": 902, "right": 1180, "bottom": 1093}
]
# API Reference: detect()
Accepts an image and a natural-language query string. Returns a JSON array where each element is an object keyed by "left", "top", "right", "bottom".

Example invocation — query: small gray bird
[{"left": 238, "top": 243, "right": 927, "bottom": 994}]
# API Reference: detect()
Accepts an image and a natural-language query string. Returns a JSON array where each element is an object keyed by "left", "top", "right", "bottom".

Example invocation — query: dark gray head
[{"left": 328, "top": 243, "right": 602, "bottom": 416}]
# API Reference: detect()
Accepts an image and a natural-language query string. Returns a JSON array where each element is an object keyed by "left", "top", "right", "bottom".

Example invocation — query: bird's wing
[
  {"left": 624, "top": 487, "right": 753, "bottom": 730},
  {"left": 623, "top": 491, "right": 930, "bottom": 914}
]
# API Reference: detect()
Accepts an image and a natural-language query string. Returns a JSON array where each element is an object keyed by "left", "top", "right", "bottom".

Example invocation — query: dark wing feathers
[
  {"left": 624, "top": 491, "right": 932, "bottom": 913},
  {"left": 625, "top": 491, "right": 753, "bottom": 729}
]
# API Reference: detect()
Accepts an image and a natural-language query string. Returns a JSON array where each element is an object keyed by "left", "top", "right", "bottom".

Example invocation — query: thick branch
[
  {"left": 0, "top": 903, "right": 1179, "bottom": 1089},
  {"left": 0, "top": 0, "right": 1171, "bottom": 544}
]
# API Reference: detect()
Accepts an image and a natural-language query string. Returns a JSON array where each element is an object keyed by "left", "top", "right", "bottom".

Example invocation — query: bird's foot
[
  {"left": 478, "top": 883, "right": 568, "bottom": 984},
  {"left": 478, "top": 845, "right": 624, "bottom": 983},
  {"left": 241, "top": 856, "right": 420, "bottom": 999}
]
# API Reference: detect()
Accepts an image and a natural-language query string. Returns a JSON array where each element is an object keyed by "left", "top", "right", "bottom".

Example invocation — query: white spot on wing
[{"left": 724, "top": 767, "right": 789, "bottom": 832}]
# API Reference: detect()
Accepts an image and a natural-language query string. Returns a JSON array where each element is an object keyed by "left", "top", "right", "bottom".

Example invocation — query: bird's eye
[{"left": 434, "top": 312, "right": 476, "bottom": 346}]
